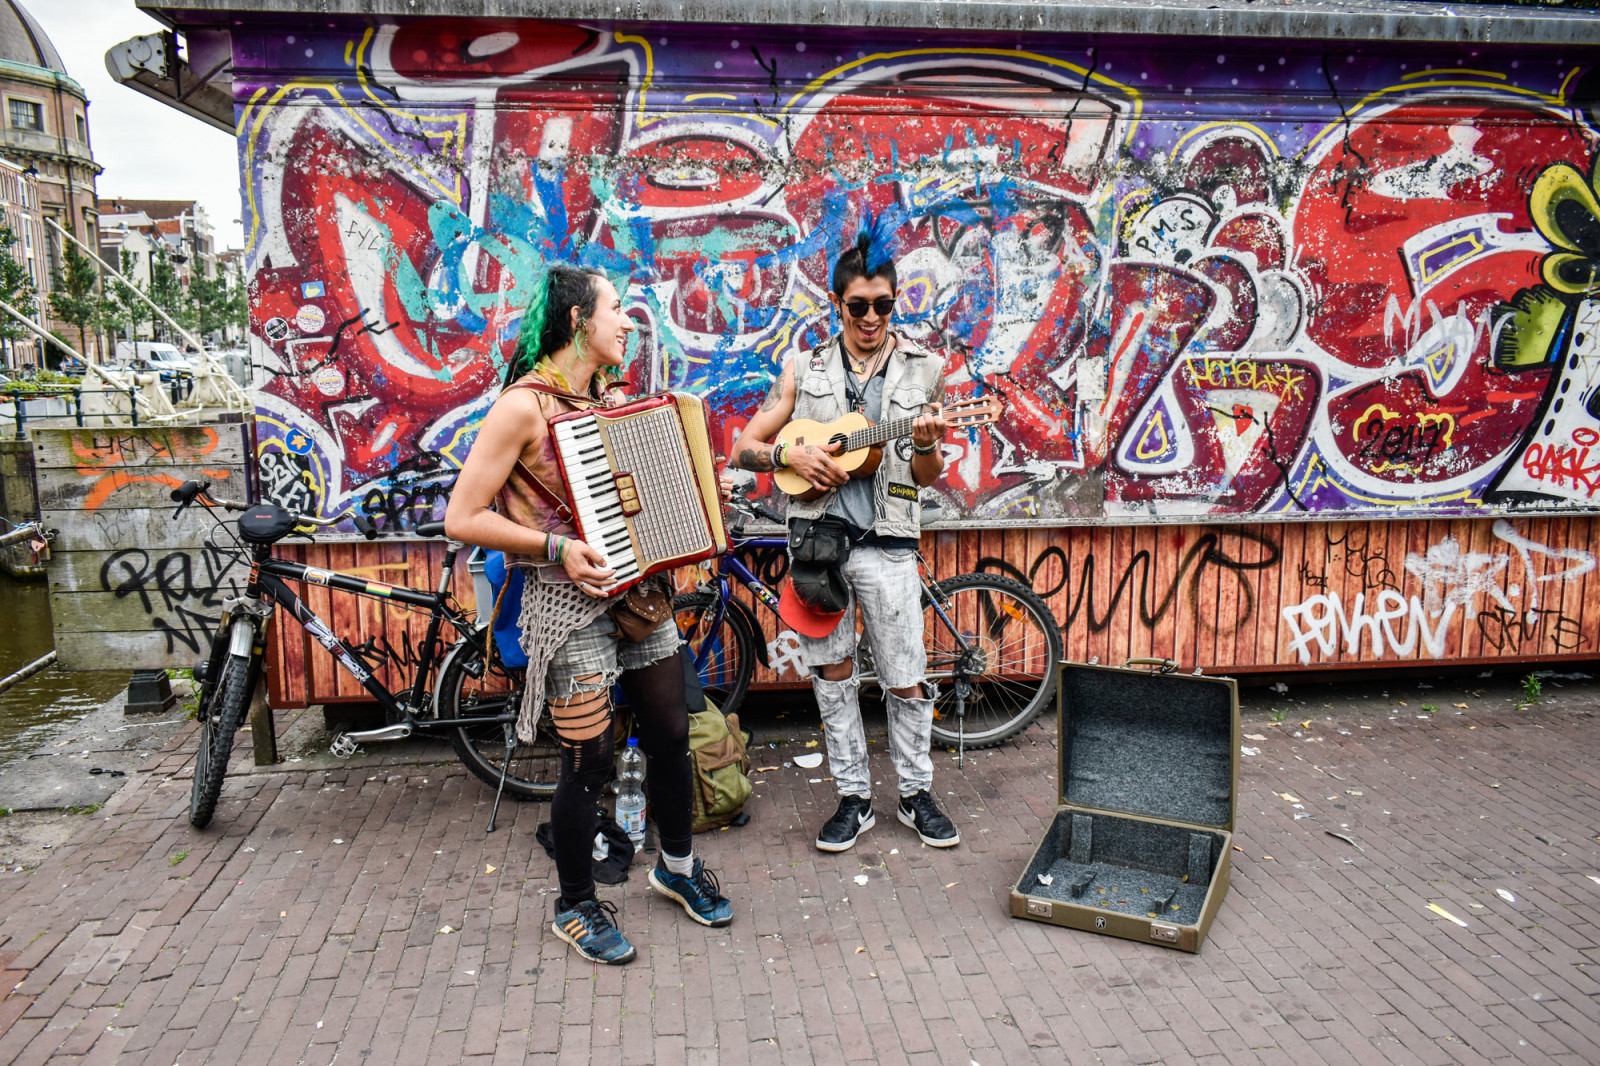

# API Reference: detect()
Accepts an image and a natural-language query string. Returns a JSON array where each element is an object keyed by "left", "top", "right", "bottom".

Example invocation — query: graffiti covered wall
[{"left": 232, "top": 21, "right": 1600, "bottom": 527}]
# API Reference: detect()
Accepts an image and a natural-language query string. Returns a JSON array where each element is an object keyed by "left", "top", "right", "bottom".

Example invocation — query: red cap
[{"left": 778, "top": 577, "right": 847, "bottom": 639}]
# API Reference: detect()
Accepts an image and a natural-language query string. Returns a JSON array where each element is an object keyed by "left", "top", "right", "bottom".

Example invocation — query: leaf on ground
[
  {"left": 1427, "top": 903, "right": 1468, "bottom": 928},
  {"left": 485, "top": 864, "right": 496, "bottom": 874},
  {"left": 1454, "top": 703, "right": 1469, "bottom": 708},
  {"left": 804, "top": 740, "right": 819, "bottom": 748},
  {"left": 1278, "top": 793, "right": 1301, "bottom": 803}
]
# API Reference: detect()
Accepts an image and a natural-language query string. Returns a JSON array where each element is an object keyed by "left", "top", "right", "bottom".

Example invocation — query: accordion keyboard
[{"left": 550, "top": 397, "right": 720, "bottom": 592}]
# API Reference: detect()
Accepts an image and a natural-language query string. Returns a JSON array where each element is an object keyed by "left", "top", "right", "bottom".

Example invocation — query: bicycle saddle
[{"left": 238, "top": 504, "right": 298, "bottom": 544}]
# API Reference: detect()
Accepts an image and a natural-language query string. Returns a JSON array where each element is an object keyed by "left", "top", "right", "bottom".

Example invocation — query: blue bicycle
[{"left": 676, "top": 493, "right": 1063, "bottom": 752}]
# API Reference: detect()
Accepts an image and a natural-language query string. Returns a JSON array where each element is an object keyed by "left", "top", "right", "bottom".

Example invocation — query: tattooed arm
[
  {"left": 727, "top": 361, "right": 848, "bottom": 490},
  {"left": 728, "top": 364, "right": 796, "bottom": 472}
]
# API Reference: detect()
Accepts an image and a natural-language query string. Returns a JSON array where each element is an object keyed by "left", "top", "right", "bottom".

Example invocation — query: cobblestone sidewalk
[{"left": 1, "top": 679, "right": 1597, "bottom": 1065}]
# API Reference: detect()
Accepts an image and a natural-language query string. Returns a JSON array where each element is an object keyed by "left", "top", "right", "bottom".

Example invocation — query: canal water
[{"left": 0, "top": 572, "right": 128, "bottom": 765}]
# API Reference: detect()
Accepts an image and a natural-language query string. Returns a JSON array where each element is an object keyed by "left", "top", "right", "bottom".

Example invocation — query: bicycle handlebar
[
  {"left": 728, "top": 491, "right": 785, "bottom": 526},
  {"left": 170, "top": 479, "right": 380, "bottom": 539}
]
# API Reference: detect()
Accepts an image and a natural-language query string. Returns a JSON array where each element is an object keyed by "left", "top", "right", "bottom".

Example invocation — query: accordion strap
[{"left": 500, "top": 379, "right": 596, "bottom": 524}]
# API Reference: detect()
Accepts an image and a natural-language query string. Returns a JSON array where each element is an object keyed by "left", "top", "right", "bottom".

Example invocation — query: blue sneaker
[
  {"left": 648, "top": 858, "right": 734, "bottom": 927},
  {"left": 552, "top": 898, "right": 636, "bottom": 964}
]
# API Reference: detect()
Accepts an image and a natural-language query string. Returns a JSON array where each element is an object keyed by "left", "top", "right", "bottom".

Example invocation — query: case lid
[{"left": 1057, "top": 660, "right": 1239, "bottom": 830}]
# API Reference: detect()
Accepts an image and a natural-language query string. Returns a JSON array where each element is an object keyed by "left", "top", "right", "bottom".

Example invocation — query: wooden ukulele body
[{"left": 772, "top": 413, "right": 883, "bottom": 501}]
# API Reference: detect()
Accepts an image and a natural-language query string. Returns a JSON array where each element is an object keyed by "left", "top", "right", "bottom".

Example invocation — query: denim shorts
[{"left": 545, "top": 611, "right": 681, "bottom": 699}]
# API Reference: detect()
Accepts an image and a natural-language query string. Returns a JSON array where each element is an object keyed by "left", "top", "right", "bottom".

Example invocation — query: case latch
[
  {"left": 1026, "top": 898, "right": 1053, "bottom": 918},
  {"left": 1149, "top": 921, "right": 1179, "bottom": 943}
]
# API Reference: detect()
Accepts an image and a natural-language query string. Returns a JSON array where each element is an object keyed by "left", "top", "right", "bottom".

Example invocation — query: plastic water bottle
[{"left": 616, "top": 737, "right": 647, "bottom": 846}]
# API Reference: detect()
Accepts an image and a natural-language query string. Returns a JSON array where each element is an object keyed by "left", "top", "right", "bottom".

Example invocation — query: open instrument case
[{"left": 1010, "top": 659, "right": 1239, "bottom": 953}]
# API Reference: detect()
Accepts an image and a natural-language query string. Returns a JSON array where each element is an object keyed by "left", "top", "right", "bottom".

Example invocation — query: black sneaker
[
  {"left": 816, "top": 795, "right": 875, "bottom": 852},
  {"left": 897, "top": 790, "right": 959, "bottom": 847}
]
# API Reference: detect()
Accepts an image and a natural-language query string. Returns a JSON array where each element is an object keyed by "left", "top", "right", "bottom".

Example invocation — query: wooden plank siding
[{"left": 262, "top": 516, "right": 1600, "bottom": 707}]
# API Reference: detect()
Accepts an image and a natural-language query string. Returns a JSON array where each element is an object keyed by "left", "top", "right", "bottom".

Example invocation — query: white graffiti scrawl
[{"left": 1280, "top": 523, "right": 1596, "bottom": 664}]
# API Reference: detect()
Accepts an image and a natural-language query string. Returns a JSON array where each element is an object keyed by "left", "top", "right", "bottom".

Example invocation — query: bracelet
[
  {"left": 774, "top": 441, "right": 789, "bottom": 468},
  {"left": 546, "top": 534, "right": 567, "bottom": 564},
  {"left": 913, "top": 441, "right": 939, "bottom": 455}
]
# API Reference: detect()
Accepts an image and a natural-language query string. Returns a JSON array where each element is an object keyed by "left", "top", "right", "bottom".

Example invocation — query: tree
[
  {"left": 148, "top": 245, "right": 196, "bottom": 342},
  {"left": 0, "top": 223, "right": 38, "bottom": 366},
  {"left": 50, "top": 245, "right": 100, "bottom": 360},
  {"left": 193, "top": 272, "right": 245, "bottom": 341},
  {"left": 98, "top": 250, "right": 142, "bottom": 353}
]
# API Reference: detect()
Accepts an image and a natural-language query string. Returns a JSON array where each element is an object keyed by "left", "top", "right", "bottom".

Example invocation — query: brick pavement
[{"left": 1, "top": 679, "right": 1597, "bottom": 1065}]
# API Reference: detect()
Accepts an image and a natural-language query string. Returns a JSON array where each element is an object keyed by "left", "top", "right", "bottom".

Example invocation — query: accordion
[{"left": 548, "top": 392, "right": 728, "bottom": 593}]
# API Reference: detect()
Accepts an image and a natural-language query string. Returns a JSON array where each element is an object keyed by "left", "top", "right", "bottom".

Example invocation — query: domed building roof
[{"left": 0, "top": 0, "right": 66, "bottom": 76}]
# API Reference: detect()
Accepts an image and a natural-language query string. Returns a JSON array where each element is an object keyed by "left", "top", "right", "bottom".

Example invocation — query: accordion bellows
[{"left": 549, "top": 392, "right": 727, "bottom": 592}]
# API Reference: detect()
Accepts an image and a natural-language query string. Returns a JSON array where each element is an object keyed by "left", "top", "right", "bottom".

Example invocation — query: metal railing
[{"left": 1, "top": 384, "right": 149, "bottom": 438}]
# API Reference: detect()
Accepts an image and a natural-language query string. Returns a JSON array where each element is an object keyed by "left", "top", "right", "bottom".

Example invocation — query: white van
[{"left": 113, "top": 341, "right": 195, "bottom": 380}]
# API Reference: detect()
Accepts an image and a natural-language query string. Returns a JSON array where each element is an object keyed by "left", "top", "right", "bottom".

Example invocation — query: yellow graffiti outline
[
  {"left": 686, "top": 92, "right": 738, "bottom": 102},
  {"left": 1351, "top": 402, "right": 1399, "bottom": 443},
  {"left": 1171, "top": 120, "right": 1282, "bottom": 160},
  {"left": 354, "top": 30, "right": 470, "bottom": 171},
  {"left": 1301, "top": 76, "right": 1567, "bottom": 160},
  {"left": 1286, "top": 454, "right": 1482, "bottom": 510},
  {"left": 1399, "top": 67, "right": 1507, "bottom": 82},
  {"left": 254, "top": 412, "right": 330, "bottom": 509},
  {"left": 614, "top": 32, "right": 656, "bottom": 123},
  {"left": 1133, "top": 408, "right": 1173, "bottom": 461},
  {"left": 1560, "top": 66, "right": 1585, "bottom": 102},
  {"left": 779, "top": 48, "right": 1142, "bottom": 140},
  {"left": 1419, "top": 411, "right": 1456, "bottom": 450}
]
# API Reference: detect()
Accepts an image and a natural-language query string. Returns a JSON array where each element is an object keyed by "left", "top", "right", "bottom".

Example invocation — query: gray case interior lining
[
  {"left": 1020, "top": 809, "right": 1224, "bottom": 928},
  {"left": 1060, "top": 666, "right": 1234, "bottom": 828}
]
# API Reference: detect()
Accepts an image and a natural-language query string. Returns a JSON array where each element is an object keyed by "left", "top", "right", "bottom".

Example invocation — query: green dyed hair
[{"left": 504, "top": 263, "right": 607, "bottom": 387}]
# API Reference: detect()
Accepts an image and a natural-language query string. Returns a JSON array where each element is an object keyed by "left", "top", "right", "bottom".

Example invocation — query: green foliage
[
  {"left": 1269, "top": 707, "right": 1286, "bottom": 724},
  {"left": 169, "top": 850, "right": 189, "bottom": 866},
  {"left": 68, "top": 803, "right": 104, "bottom": 816},
  {"left": 148, "top": 246, "right": 197, "bottom": 341},
  {"left": 0, "top": 222, "right": 37, "bottom": 341},
  {"left": 49, "top": 245, "right": 100, "bottom": 358},
  {"left": 98, "top": 251, "right": 142, "bottom": 340},
  {"left": 1521, "top": 674, "right": 1543, "bottom": 705},
  {"left": 192, "top": 273, "right": 245, "bottom": 338}
]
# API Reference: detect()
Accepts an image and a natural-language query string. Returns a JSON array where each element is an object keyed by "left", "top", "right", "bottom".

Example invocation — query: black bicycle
[{"left": 172, "top": 479, "right": 551, "bottom": 831}]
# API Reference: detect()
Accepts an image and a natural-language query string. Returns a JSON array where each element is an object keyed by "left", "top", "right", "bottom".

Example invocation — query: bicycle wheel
[
  {"left": 435, "top": 636, "right": 558, "bottom": 800},
  {"left": 190, "top": 624, "right": 255, "bottom": 829},
  {"left": 673, "top": 590, "right": 757, "bottom": 717},
  {"left": 923, "top": 573, "right": 1062, "bottom": 749}
]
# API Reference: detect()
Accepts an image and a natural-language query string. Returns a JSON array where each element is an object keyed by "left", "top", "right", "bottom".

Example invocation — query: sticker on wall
[
  {"left": 296, "top": 304, "right": 327, "bottom": 333},
  {"left": 312, "top": 365, "right": 346, "bottom": 397},
  {"left": 300, "top": 280, "right": 327, "bottom": 299},
  {"left": 262, "top": 316, "right": 290, "bottom": 343},
  {"left": 284, "top": 428, "right": 315, "bottom": 455}
]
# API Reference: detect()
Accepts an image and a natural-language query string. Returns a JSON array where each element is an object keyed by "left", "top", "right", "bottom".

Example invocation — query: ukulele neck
[{"left": 844, "top": 415, "right": 924, "bottom": 452}]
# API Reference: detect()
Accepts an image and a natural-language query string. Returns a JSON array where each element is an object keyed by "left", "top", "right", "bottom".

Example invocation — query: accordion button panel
[{"left": 552, "top": 418, "right": 641, "bottom": 590}]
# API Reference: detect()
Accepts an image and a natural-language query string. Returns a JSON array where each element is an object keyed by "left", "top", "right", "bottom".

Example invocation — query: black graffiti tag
[{"left": 99, "top": 546, "right": 246, "bottom": 655}]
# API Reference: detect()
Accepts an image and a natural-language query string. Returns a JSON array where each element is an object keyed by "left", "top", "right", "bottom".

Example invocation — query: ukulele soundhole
[{"left": 830, "top": 434, "right": 849, "bottom": 447}]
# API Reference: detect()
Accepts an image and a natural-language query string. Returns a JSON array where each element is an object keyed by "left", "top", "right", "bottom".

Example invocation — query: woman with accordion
[{"left": 445, "top": 263, "right": 733, "bottom": 965}]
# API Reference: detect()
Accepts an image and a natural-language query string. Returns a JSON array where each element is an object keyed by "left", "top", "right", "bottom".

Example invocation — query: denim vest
[{"left": 786, "top": 333, "right": 944, "bottom": 539}]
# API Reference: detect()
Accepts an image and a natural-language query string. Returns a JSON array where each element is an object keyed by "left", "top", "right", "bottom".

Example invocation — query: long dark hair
[{"left": 503, "top": 263, "right": 606, "bottom": 387}]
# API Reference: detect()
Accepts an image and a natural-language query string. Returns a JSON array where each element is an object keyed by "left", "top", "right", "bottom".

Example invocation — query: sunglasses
[{"left": 842, "top": 296, "right": 897, "bottom": 318}]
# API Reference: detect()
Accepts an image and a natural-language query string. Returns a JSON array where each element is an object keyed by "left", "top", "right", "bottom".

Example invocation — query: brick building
[{"left": 0, "top": 0, "right": 101, "bottom": 361}]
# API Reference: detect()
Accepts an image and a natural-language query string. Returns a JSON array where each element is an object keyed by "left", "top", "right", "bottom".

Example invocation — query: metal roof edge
[{"left": 136, "top": 0, "right": 1600, "bottom": 46}]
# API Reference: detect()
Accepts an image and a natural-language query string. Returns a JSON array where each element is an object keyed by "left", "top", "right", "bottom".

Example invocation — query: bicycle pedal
[{"left": 330, "top": 734, "right": 360, "bottom": 758}]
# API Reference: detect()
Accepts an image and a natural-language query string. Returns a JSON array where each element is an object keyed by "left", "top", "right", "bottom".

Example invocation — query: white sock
[{"left": 662, "top": 850, "right": 695, "bottom": 876}]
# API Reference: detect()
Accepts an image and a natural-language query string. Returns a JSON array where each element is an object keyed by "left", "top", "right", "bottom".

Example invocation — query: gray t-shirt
[{"left": 827, "top": 370, "right": 884, "bottom": 535}]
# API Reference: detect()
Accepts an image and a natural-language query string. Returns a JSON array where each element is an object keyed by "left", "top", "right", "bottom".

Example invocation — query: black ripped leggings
[{"left": 549, "top": 650, "right": 693, "bottom": 904}]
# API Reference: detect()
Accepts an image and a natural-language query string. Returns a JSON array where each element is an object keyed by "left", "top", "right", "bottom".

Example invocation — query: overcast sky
[{"left": 33, "top": 0, "right": 245, "bottom": 249}]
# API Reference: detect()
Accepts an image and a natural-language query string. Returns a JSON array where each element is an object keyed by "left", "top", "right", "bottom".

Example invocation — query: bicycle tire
[
  {"left": 923, "top": 573, "right": 1062, "bottom": 749},
  {"left": 190, "top": 627, "right": 255, "bottom": 829},
  {"left": 674, "top": 590, "right": 758, "bottom": 717},
  {"left": 435, "top": 636, "right": 558, "bottom": 800}
]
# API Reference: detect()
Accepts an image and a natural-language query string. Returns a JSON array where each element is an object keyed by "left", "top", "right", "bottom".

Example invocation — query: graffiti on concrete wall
[{"left": 231, "top": 22, "right": 1600, "bottom": 526}]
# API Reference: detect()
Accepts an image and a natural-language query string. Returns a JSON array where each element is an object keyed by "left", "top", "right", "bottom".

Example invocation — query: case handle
[{"left": 1125, "top": 657, "right": 1179, "bottom": 674}]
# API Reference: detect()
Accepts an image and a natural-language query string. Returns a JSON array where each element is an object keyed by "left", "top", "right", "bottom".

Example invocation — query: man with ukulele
[{"left": 727, "top": 232, "right": 959, "bottom": 851}]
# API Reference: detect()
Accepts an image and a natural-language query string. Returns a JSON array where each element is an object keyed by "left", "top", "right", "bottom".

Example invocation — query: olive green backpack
[{"left": 688, "top": 702, "right": 754, "bottom": 833}]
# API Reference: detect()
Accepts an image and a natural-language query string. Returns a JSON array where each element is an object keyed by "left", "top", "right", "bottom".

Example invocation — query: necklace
[{"left": 846, "top": 333, "right": 892, "bottom": 377}]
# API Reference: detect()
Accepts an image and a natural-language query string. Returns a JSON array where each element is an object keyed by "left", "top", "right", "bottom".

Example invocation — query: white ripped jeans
[{"left": 795, "top": 545, "right": 934, "bottom": 798}]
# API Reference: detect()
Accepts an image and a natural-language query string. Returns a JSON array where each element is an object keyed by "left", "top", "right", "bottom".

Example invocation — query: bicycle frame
[
  {"left": 687, "top": 533, "right": 968, "bottom": 682},
  {"left": 240, "top": 551, "right": 506, "bottom": 729}
]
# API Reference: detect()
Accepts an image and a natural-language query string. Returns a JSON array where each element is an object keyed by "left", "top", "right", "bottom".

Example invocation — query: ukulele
[{"left": 772, "top": 395, "right": 1003, "bottom": 500}]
